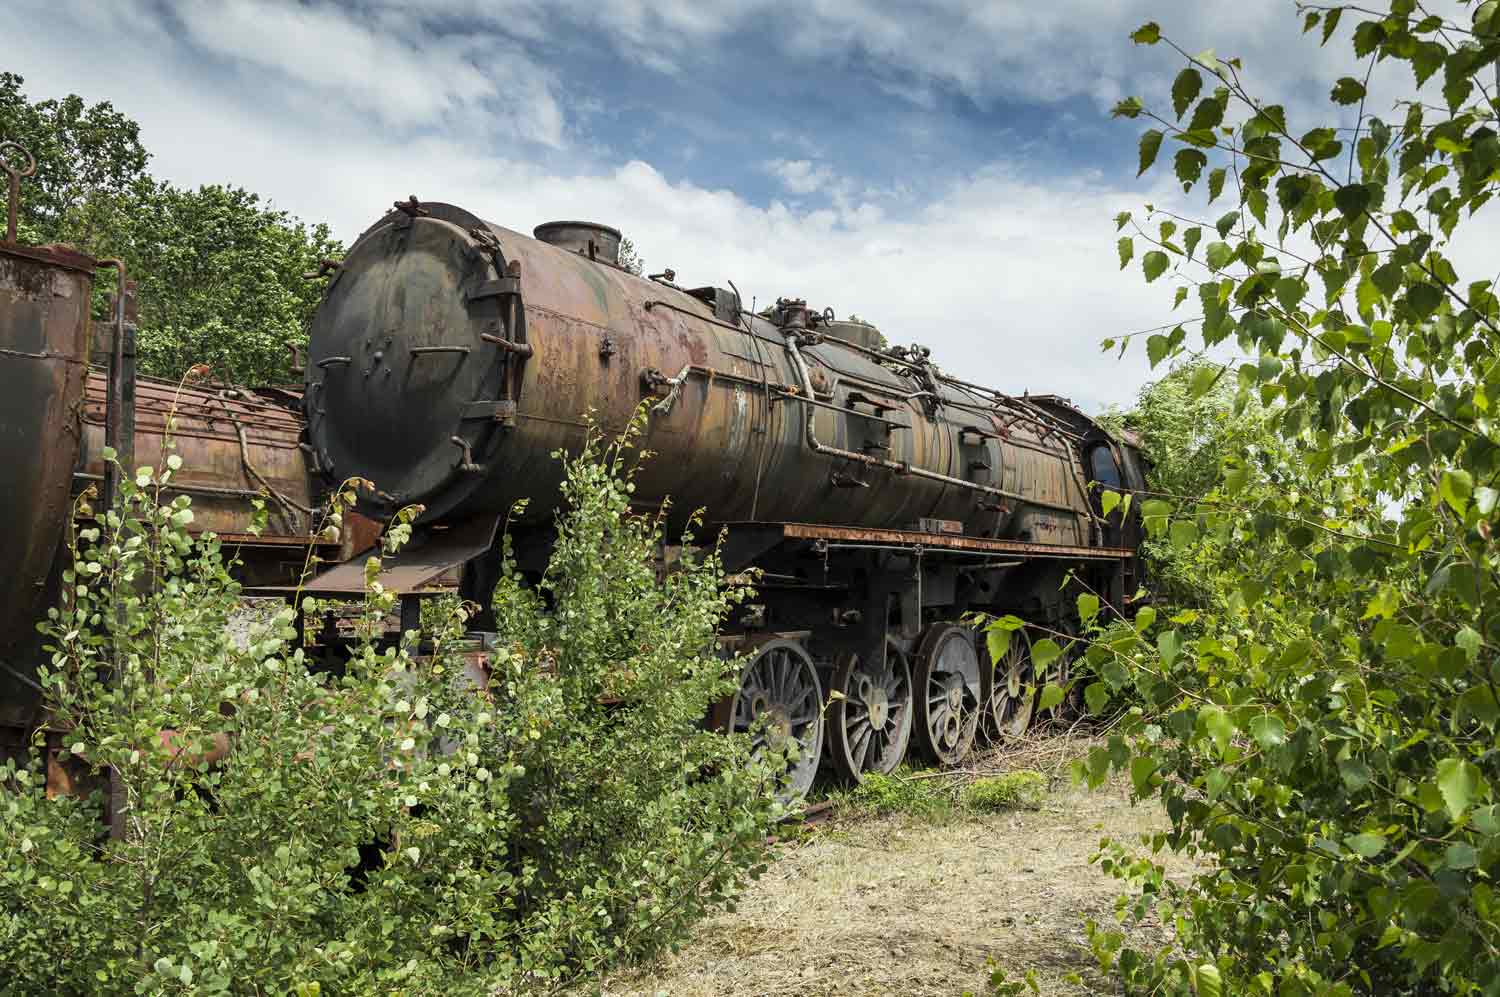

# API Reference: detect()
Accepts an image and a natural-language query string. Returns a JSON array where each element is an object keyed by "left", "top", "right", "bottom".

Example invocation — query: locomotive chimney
[{"left": 533, "top": 220, "right": 622, "bottom": 267}]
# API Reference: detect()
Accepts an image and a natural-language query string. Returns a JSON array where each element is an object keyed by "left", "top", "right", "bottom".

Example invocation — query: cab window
[{"left": 1089, "top": 444, "right": 1122, "bottom": 489}]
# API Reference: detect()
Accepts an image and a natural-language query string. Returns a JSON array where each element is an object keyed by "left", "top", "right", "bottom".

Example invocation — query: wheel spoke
[
  {"left": 846, "top": 714, "right": 870, "bottom": 741},
  {"left": 852, "top": 724, "right": 873, "bottom": 773}
]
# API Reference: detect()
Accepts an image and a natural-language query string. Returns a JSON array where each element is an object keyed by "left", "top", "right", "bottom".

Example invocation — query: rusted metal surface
[
  {"left": 276, "top": 513, "right": 499, "bottom": 597},
  {"left": 304, "top": 200, "right": 1116, "bottom": 551},
  {"left": 0, "top": 216, "right": 95, "bottom": 728},
  {"left": 773, "top": 522, "right": 1135, "bottom": 560},
  {"left": 94, "top": 260, "right": 135, "bottom": 509},
  {"left": 79, "top": 371, "right": 316, "bottom": 540}
]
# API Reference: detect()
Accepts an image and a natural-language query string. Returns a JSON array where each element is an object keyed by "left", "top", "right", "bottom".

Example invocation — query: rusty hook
[
  {"left": 1, "top": 140, "right": 37, "bottom": 243},
  {"left": 479, "top": 332, "right": 534, "bottom": 358}
]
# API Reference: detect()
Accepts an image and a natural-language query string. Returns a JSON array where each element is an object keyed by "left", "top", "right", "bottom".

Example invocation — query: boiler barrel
[{"left": 305, "top": 201, "right": 1096, "bottom": 546}]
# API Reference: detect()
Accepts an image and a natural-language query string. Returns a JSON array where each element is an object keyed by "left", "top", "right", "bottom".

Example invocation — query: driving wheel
[
  {"left": 825, "top": 640, "right": 913, "bottom": 782},
  {"left": 981, "top": 629, "right": 1035, "bottom": 741},
  {"left": 730, "top": 638, "right": 825, "bottom": 798},
  {"left": 912, "top": 623, "right": 982, "bottom": 766}
]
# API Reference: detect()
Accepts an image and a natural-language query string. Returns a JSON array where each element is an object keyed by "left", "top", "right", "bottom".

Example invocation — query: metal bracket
[
  {"left": 393, "top": 195, "right": 428, "bottom": 218},
  {"left": 301, "top": 258, "right": 341, "bottom": 280},
  {"left": 959, "top": 426, "right": 997, "bottom": 445},
  {"left": 461, "top": 399, "right": 517, "bottom": 426},
  {"left": 641, "top": 367, "right": 673, "bottom": 398},
  {"left": 468, "top": 276, "right": 521, "bottom": 301}
]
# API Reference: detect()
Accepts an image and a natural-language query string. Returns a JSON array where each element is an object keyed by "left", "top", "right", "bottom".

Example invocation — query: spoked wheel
[
  {"left": 825, "top": 641, "right": 913, "bottom": 782},
  {"left": 731, "top": 639, "right": 825, "bottom": 799},
  {"left": 1037, "top": 624, "right": 1080, "bottom": 722},
  {"left": 912, "top": 624, "right": 983, "bottom": 766},
  {"left": 982, "top": 632, "right": 1035, "bottom": 741}
]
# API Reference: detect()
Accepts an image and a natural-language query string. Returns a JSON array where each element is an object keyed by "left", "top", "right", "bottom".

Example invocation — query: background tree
[
  {"left": 0, "top": 73, "right": 339, "bottom": 384},
  {"left": 1099, "top": 361, "right": 1269, "bottom": 500},
  {"left": 119, "top": 181, "right": 341, "bottom": 385},
  {"left": 994, "top": 2, "right": 1500, "bottom": 993},
  {"left": 0, "top": 71, "right": 147, "bottom": 247},
  {"left": 617, "top": 235, "right": 644, "bottom": 275},
  {"left": 1099, "top": 362, "right": 1281, "bottom": 608}
]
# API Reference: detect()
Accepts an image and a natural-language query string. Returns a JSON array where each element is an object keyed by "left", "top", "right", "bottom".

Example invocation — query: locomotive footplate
[{"left": 719, "top": 521, "right": 1134, "bottom": 568}]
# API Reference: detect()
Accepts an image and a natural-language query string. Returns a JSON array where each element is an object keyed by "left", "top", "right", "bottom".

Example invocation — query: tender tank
[
  {"left": 305, "top": 201, "right": 1101, "bottom": 546},
  {"left": 0, "top": 238, "right": 95, "bottom": 729}
]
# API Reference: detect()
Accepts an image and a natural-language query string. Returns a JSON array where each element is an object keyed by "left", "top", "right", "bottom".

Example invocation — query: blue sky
[{"left": 3, "top": 0, "right": 1416, "bottom": 411}]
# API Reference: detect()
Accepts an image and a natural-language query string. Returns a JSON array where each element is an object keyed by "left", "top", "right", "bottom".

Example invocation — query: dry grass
[{"left": 591, "top": 733, "right": 1195, "bottom": 997}]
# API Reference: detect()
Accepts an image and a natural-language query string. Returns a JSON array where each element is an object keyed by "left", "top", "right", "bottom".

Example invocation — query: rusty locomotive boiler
[
  {"left": 0, "top": 145, "right": 331, "bottom": 765},
  {"left": 300, "top": 199, "right": 1148, "bottom": 793}
]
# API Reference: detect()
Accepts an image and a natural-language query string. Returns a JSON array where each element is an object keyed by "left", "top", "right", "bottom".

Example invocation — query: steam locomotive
[{"left": 0, "top": 175, "right": 1147, "bottom": 795}]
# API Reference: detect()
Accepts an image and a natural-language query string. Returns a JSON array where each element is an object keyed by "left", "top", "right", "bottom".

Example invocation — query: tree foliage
[
  {"left": 1001, "top": 3, "right": 1500, "bottom": 993},
  {"left": 1100, "top": 363, "right": 1282, "bottom": 608},
  {"left": 617, "top": 235, "right": 644, "bottom": 276},
  {"left": 0, "top": 73, "right": 339, "bottom": 385},
  {"left": 121, "top": 182, "right": 341, "bottom": 386},
  {"left": 0, "top": 414, "right": 780, "bottom": 994},
  {"left": 1101, "top": 360, "right": 1273, "bottom": 501},
  {"left": 0, "top": 71, "right": 148, "bottom": 247}
]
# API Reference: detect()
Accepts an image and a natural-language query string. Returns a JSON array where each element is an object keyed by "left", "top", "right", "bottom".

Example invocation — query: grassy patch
[
  {"left": 849, "top": 769, "right": 956, "bottom": 822},
  {"left": 590, "top": 759, "right": 1186, "bottom": 997},
  {"left": 833, "top": 766, "right": 1053, "bottom": 824},
  {"left": 963, "top": 770, "right": 1047, "bottom": 813}
]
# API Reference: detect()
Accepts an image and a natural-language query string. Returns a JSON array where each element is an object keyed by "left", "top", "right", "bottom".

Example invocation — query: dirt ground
[{"left": 594, "top": 743, "right": 1196, "bottom": 997}]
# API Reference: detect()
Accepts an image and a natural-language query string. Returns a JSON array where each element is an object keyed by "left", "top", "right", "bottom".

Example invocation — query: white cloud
[
  {"left": 9, "top": 0, "right": 1494, "bottom": 417},
  {"left": 764, "top": 159, "right": 836, "bottom": 195},
  {"left": 423, "top": 0, "right": 1362, "bottom": 112},
  {"left": 91, "top": 0, "right": 569, "bottom": 147},
  {"left": 9, "top": 0, "right": 1170, "bottom": 409}
]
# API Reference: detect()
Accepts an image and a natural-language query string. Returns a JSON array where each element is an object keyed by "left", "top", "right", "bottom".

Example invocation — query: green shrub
[
  {"left": 1042, "top": 5, "right": 1500, "bottom": 994},
  {"left": 464, "top": 416, "right": 785, "bottom": 984},
  {"left": 963, "top": 771, "right": 1046, "bottom": 813},
  {"left": 0, "top": 412, "right": 781, "bottom": 994}
]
